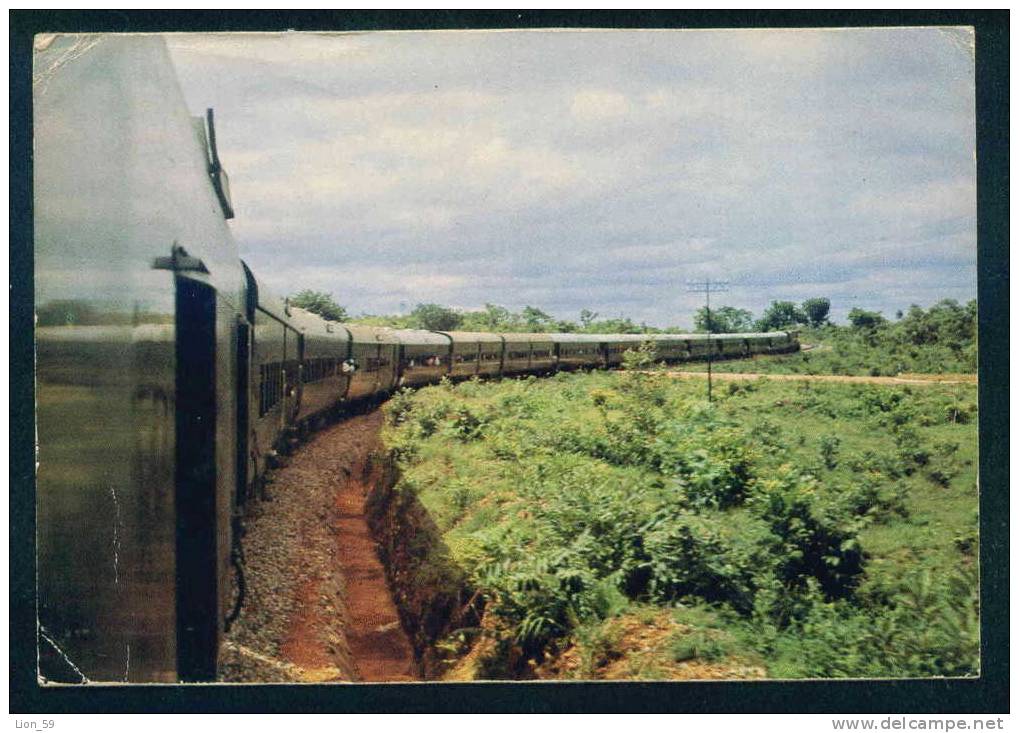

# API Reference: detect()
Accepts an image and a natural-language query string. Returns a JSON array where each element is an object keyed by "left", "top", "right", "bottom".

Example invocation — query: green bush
[
  {"left": 818, "top": 434, "right": 841, "bottom": 471},
  {"left": 643, "top": 511, "right": 772, "bottom": 614},
  {"left": 752, "top": 566, "right": 979, "bottom": 678},
  {"left": 748, "top": 466, "right": 864, "bottom": 602}
]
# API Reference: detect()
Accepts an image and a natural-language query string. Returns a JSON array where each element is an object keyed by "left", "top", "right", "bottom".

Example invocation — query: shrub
[
  {"left": 766, "top": 566, "right": 980, "bottom": 678},
  {"left": 445, "top": 405, "right": 489, "bottom": 442},
  {"left": 670, "top": 628, "right": 735, "bottom": 663},
  {"left": 748, "top": 466, "right": 865, "bottom": 602},
  {"left": 818, "top": 434, "right": 841, "bottom": 470},
  {"left": 656, "top": 419, "right": 758, "bottom": 509},
  {"left": 893, "top": 427, "right": 930, "bottom": 471},
  {"left": 385, "top": 387, "right": 417, "bottom": 426},
  {"left": 642, "top": 511, "right": 771, "bottom": 614},
  {"left": 841, "top": 475, "right": 909, "bottom": 522}
]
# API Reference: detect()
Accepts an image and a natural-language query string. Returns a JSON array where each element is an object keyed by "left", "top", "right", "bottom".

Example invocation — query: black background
[{"left": 9, "top": 9, "right": 1009, "bottom": 714}]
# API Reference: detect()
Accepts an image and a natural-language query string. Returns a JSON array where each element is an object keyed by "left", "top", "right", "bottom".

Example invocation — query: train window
[
  {"left": 259, "top": 361, "right": 285, "bottom": 416},
  {"left": 302, "top": 357, "right": 338, "bottom": 384}
]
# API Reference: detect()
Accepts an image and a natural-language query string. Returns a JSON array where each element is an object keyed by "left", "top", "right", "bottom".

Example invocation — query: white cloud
[
  {"left": 570, "top": 89, "right": 632, "bottom": 121},
  {"left": 168, "top": 28, "right": 976, "bottom": 325}
]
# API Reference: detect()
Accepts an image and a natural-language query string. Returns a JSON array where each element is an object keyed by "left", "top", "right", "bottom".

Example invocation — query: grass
[{"left": 379, "top": 364, "right": 979, "bottom": 680}]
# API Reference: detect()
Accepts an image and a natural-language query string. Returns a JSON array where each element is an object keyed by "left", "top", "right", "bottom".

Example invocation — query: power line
[{"left": 686, "top": 278, "right": 730, "bottom": 404}]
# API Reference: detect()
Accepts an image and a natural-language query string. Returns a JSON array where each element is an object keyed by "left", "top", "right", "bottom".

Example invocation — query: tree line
[{"left": 288, "top": 290, "right": 975, "bottom": 349}]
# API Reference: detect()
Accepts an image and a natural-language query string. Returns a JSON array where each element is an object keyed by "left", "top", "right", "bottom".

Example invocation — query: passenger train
[{"left": 33, "top": 35, "right": 799, "bottom": 683}]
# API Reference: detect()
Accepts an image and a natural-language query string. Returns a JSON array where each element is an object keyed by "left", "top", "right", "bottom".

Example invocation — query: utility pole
[{"left": 686, "top": 278, "right": 730, "bottom": 403}]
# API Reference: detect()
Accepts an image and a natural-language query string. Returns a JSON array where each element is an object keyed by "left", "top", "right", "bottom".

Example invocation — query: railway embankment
[
  {"left": 220, "top": 410, "right": 418, "bottom": 683},
  {"left": 364, "top": 449, "right": 480, "bottom": 679}
]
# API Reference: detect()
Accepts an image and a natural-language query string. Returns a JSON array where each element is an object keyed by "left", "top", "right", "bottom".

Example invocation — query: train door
[
  {"left": 396, "top": 342, "right": 407, "bottom": 387},
  {"left": 235, "top": 318, "right": 250, "bottom": 509},
  {"left": 173, "top": 276, "right": 220, "bottom": 682}
]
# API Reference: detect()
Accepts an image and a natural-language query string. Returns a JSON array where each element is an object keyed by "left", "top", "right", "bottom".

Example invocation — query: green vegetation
[
  {"left": 407, "top": 303, "right": 464, "bottom": 331},
  {"left": 352, "top": 302, "right": 649, "bottom": 334},
  {"left": 757, "top": 300, "right": 809, "bottom": 331},
  {"left": 802, "top": 297, "right": 832, "bottom": 328},
  {"left": 378, "top": 363, "right": 978, "bottom": 680},
  {"left": 288, "top": 289, "right": 348, "bottom": 322},
  {"left": 681, "top": 300, "right": 977, "bottom": 377},
  {"left": 694, "top": 306, "right": 754, "bottom": 334}
]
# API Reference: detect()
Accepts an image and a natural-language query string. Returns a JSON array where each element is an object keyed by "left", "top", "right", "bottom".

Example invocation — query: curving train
[{"left": 33, "top": 35, "right": 798, "bottom": 684}]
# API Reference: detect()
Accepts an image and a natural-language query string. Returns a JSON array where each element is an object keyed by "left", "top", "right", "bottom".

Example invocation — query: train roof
[
  {"left": 500, "top": 332, "right": 555, "bottom": 343},
  {"left": 288, "top": 307, "right": 348, "bottom": 337},
  {"left": 388, "top": 329, "right": 453, "bottom": 346},
  {"left": 242, "top": 264, "right": 290, "bottom": 324},
  {"left": 437, "top": 331, "right": 505, "bottom": 343},
  {"left": 582, "top": 333, "right": 650, "bottom": 342},
  {"left": 341, "top": 323, "right": 400, "bottom": 344},
  {"left": 549, "top": 333, "right": 610, "bottom": 343}
]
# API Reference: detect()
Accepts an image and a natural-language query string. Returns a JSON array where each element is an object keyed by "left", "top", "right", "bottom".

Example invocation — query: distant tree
[
  {"left": 898, "top": 299, "right": 975, "bottom": 347},
  {"left": 579, "top": 309, "right": 599, "bottom": 329},
  {"left": 847, "top": 307, "right": 887, "bottom": 330},
  {"left": 480, "top": 303, "right": 512, "bottom": 330},
  {"left": 522, "top": 305, "right": 554, "bottom": 332},
  {"left": 590, "top": 316, "right": 642, "bottom": 334},
  {"left": 694, "top": 305, "right": 754, "bottom": 333},
  {"left": 801, "top": 298, "right": 831, "bottom": 328},
  {"left": 410, "top": 303, "right": 463, "bottom": 331},
  {"left": 555, "top": 319, "right": 579, "bottom": 333},
  {"left": 289, "top": 290, "right": 348, "bottom": 322},
  {"left": 756, "top": 301, "right": 807, "bottom": 331}
]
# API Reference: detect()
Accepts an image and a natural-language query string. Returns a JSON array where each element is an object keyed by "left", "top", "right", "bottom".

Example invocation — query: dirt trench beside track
[{"left": 219, "top": 409, "right": 418, "bottom": 683}]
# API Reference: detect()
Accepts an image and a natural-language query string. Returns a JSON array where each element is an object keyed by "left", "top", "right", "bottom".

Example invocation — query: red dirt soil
[{"left": 280, "top": 409, "right": 418, "bottom": 683}]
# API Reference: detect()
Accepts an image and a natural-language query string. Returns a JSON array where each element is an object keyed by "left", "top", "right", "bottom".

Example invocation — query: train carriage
[
  {"left": 597, "top": 334, "right": 647, "bottom": 367},
  {"left": 343, "top": 325, "right": 399, "bottom": 401},
  {"left": 743, "top": 331, "right": 776, "bottom": 355},
  {"left": 526, "top": 334, "right": 557, "bottom": 373},
  {"left": 717, "top": 334, "right": 750, "bottom": 358},
  {"left": 288, "top": 306, "right": 352, "bottom": 425},
  {"left": 553, "top": 333, "right": 606, "bottom": 370},
  {"left": 683, "top": 333, "right": 713, "bottom": 359},
  {"left": 500, "top": 334, "right": 534, "bottom": 376},
  {"left": 35, "top": 34, "right": 247, "bottom": 682},
  {"left": 646, "top": 334, "right": 691, "bottom": 362},
  {"left": 770, "top": 331, "right": 799, "bottom": 354},
  {"left": 245, "top": 269, "right": 302, "bottom": 494},
  {"left": 392, "top": 329, "right": 453, "bottom": 387},
  {"left": 441, "top": 331, "right": 505, "bottom": 379}
]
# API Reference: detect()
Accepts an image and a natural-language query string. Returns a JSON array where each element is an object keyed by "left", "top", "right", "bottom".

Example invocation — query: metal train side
[{"left": 35, "top": 35, "right": 244, "bottom": 682}]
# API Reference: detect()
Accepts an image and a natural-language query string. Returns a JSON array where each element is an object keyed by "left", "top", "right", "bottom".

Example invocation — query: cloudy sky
[{"left": 167, "top": 28, "right": 975, "bottom": 327}]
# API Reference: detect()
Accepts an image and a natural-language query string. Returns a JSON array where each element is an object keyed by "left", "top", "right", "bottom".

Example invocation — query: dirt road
[{"left": 656, "top": 370, "right": 977, "bottom": 386}]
